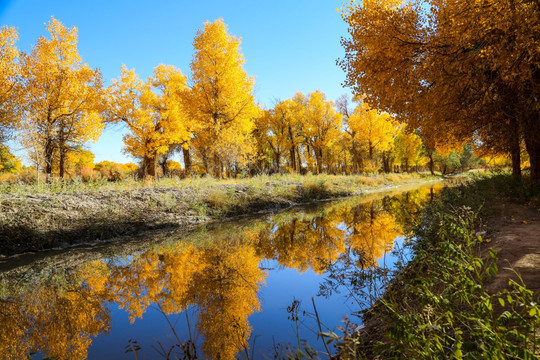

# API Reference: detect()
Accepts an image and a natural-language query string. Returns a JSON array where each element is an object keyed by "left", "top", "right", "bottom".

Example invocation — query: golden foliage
[
  {"left": 19, "top": 18, "right": 104, "bottom": 177},
  {"left": 340, "top": 0, "right": 540, "bottom": 180},
  {"left": 0, "top": 280, "right": 110, "bottom": 360},
  {"left": 107, "top": 64, "right": 191, "bottom": 177},
  {"left": 185, "top": 19, "right": 260, "bottom": 177},
  {"left": 0, "top": 25, "right": 19, "bottom": 133}
]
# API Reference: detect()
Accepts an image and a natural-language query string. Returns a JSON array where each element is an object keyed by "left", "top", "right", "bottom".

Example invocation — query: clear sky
[{"left": 1, "top": 0, "right": 352, "bottom": 164}]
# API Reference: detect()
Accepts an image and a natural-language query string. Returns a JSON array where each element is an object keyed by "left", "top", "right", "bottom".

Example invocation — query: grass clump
[
  {"left": 301, "top": 177, "right": 330, "bottom": 200},
  {"left": 205, "top": 188, "right": 231, "bottom": 212}
]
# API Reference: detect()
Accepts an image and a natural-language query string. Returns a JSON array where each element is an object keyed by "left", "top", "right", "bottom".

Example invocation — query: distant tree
[
  {"left": 300, "top": 91, "right": 342, "bottom": 174},
  {"left": 107, "top": 64, "right": 191, "bottom": 178},
  {"left": 395, "top": 130, "right": 422, "bottom": 173},
  {"left": 0, "top": 145, "right": 21, "bottom": 173},
  {"left": 347, "top": 101, "right": 397, "bottom": 172}
]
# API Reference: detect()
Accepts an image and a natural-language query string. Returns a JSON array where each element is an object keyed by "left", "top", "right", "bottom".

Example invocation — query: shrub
[
  {"left": 95, "top": 161, "right": 137, "bottom": 181},
  {"left": 206, "top": 188, "right": 230, "bottom": 210},
  {"left": 301, "top": 178, "right": 329, "bottom": 200}
]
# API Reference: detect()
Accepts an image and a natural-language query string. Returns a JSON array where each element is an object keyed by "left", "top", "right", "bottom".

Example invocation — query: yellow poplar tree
[
  {"left": 19, "top": 18, "right": 104, "bottom": 178},
  {"left": 185, "top": 19, "right": 259, "bottom": 177},
  {"left": 297, "top": 91, "right": 342, "bottom": 174},
  {"left": 107, "top": 64, "right": 191, "bottom": 177},
  {"left": 348, "top": 101, "right": 397, "bottom": 172},
  {"left": 394, "top": 129, "right": 423, "bottom": 172},
  {"left": 0, "top": 26, "right": 19, "bottom": 139}
]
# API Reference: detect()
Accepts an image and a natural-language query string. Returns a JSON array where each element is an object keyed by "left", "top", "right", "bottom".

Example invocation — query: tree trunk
[
  {"left": 523, "top": 114, "right": 540, "bottom": 185},
  {"left": 161, "top": 159, "right": 169, "bottom": 177},
  {"left": 288, "top": 125, "right": 296, "bottom": 172},
  {"left": 59, "top": 147, "right": 67, "bottom": 179},
  {"left": 183, "top": 147, "right": 192, "bottom": 175},
  {"left": 382, "top": 151, "right": 392, "bottom": 173},
  {"left": 296, "top": 146, "right": 303, "bottom": 173},
  {"left": 314, "top": 147, "right": 322, "bottom": 174},
  {"left": 44, "top": 138, "right": 54, "bottom": 177},
  {"left": 428, "top": 153, "right": 435, "bottom": 175},
  {"left": 143, "top": 154, "right": 156, "bottom": 178},
  {"left": 509, "top": 120, "right": 521, "bottom": 179}
]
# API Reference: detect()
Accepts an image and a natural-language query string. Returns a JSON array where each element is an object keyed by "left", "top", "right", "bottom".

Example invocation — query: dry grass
[
  {"left": 0, "top": 171, "right": 441, "bottom": 255},
  {"left": 0, "top": 172, "right": 436, "bottom": 198}
]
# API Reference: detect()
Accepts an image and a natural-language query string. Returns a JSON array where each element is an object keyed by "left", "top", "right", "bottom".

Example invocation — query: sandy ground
[{"left": 482, "top": 202, "right": 540, "bottom": 301}]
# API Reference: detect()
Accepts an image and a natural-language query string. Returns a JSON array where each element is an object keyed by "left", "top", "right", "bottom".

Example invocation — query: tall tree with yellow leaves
[
  {"left": 0, "top": 26, "right": 20, "bottom": 141},
  {"left": 300, "top": 91, "right": 342, "bottom": 174},
  {"left": 107, "top": 64, "right": 191, "bottom": 177},
  {"left": 394, "top": 129, "right": 423, "bottom": 172},
  {"left": 19, "top": 18, "right": 104, "bottom": 178},
  {"left": 347, "top": 101, "right": 397, "bottom": 172},
  {"left": 340, "top": 0, "right": 540, "bottom": 182},
  {"left": 185, "top": 19, "right": 259, "bottom": 178}
]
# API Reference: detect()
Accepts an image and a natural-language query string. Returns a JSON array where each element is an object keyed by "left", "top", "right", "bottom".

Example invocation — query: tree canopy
[{"left": 340, "top": 0, "right": 540, "bottom": 182}]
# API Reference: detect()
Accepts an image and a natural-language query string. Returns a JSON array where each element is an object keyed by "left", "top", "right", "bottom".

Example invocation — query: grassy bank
[
  {"left": 326, "top": 174, "right": 540, "bottom": 359},
  {"left": 0, "top": 172, "right": 439, "bottom": 256}
]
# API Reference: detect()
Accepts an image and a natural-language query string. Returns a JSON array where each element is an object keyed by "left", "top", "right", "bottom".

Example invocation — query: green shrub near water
[
  {"left": 373, "top": 205, "right": 539, "bottom": 359},
  {"left": 324, "top": 174, "right": 540, "bottom": 359}
]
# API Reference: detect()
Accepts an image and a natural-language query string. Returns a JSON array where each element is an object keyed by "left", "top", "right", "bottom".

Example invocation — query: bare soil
[{"left": 482, "top": 202, "right": 540, "bottom": 302}]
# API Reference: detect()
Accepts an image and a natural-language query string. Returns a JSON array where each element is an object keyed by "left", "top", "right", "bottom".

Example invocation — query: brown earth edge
[
  {"left": 0, "top": 177, "right": 445, "bottom": 257},
  {"left": 481, "top": 201, "right": 540, "bottom": 302}
]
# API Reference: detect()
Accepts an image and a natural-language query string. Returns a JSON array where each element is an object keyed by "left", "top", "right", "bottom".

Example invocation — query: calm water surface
[{"left": 0, "top": 183, "right": 442, "bottom": 359}]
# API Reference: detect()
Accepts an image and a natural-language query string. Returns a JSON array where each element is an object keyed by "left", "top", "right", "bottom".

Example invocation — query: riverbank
[
  {"left": 0, "top": 173, "right": 440, "bottom": 256},
  {"left": 338, "top": 174, "right": 540, "bottom": 359}
]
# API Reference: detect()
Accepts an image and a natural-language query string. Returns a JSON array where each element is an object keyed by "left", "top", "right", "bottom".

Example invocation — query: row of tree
[
  {"left": 0, "top": 18, "right": 260, "bottom": 179},
  {"left": 339, "top": 0, "right": 540, "bottom": 182},
  {"left": 0, "top": 16, "right": 514, "bottom": 179}
]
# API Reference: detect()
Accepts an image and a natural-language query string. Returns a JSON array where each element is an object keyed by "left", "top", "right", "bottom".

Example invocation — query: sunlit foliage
[
  {"left": 0, "top": 26, "right": 19, "bottom": 140},
  {"left": 340, "top": 0, "right": 540, "bottom": 181},
  {"left": 185, "top": 19, "right": 260, "bottom": 178},
  {"left": 19, "top": 18, "right": 104, "bottom": 178}
]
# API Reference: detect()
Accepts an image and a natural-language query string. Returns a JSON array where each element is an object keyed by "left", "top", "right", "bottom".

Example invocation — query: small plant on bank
[{"left": 301, "top": 177, "right": 330, "bottom": 200}]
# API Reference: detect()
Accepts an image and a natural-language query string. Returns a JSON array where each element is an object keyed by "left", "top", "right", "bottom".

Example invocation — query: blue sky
[{"left": 1, "top": 0, "right": 352, "bottom": 164}]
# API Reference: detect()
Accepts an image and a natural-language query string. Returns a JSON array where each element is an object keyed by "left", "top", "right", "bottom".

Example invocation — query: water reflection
[
  {"left": 0, "top": 269, "right": 110, "bottom": 360},
  {"left": 0, "top": 183, "right": 442, "bottom": 359}
]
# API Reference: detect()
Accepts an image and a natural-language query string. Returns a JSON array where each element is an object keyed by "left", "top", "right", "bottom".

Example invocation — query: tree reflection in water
[{"left": 0, "top": 184, "right": 442, "bottom": 359}]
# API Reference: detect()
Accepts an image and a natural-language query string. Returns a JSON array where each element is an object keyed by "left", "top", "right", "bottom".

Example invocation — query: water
[{"left": 0, "top": 183, "right": 442, "bottom": 359}]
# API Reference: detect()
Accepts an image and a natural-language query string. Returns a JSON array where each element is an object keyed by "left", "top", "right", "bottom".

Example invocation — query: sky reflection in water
[{"left": 0, "top": 183, "right": 442, "bottom": 359}]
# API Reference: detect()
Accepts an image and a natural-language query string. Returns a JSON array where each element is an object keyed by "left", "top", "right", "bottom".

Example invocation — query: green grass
[{"left": 322, "top": 173, "right": 540, "bottom": 359}]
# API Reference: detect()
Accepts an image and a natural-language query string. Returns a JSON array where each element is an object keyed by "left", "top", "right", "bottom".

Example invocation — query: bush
[
  {"left": 95, "top": 161, "right": 137, "bottom": 181},
  {"left": 301, "top": 178, "right": 329, "bottom": 200}
]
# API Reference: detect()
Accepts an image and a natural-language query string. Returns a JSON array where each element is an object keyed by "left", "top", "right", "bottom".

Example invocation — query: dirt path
[{"left": 482, "top": 202, "right": 540, "bottom": 301}]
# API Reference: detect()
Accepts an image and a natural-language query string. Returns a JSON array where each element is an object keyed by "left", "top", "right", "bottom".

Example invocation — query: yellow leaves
[
  {"left": 0, "top": 25, "right": 19, "bottom": 130},
  {"left": 187, "top": 19, "right": 259, "bottom": 176},
  {"left": 18, "top": 17, "right": 104, "bottom": 176},
  {"left": 108, "top": 64, "right": 190, "bottom": 176},
  {"left": 348, "top": 101, "right": 397, "bottom": 157},
  {"left": 394, "top": 128, "right": 423, "bottom": 170},
  {"left": 0, "top": 280, "right": 110, "bottom": 360}
]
